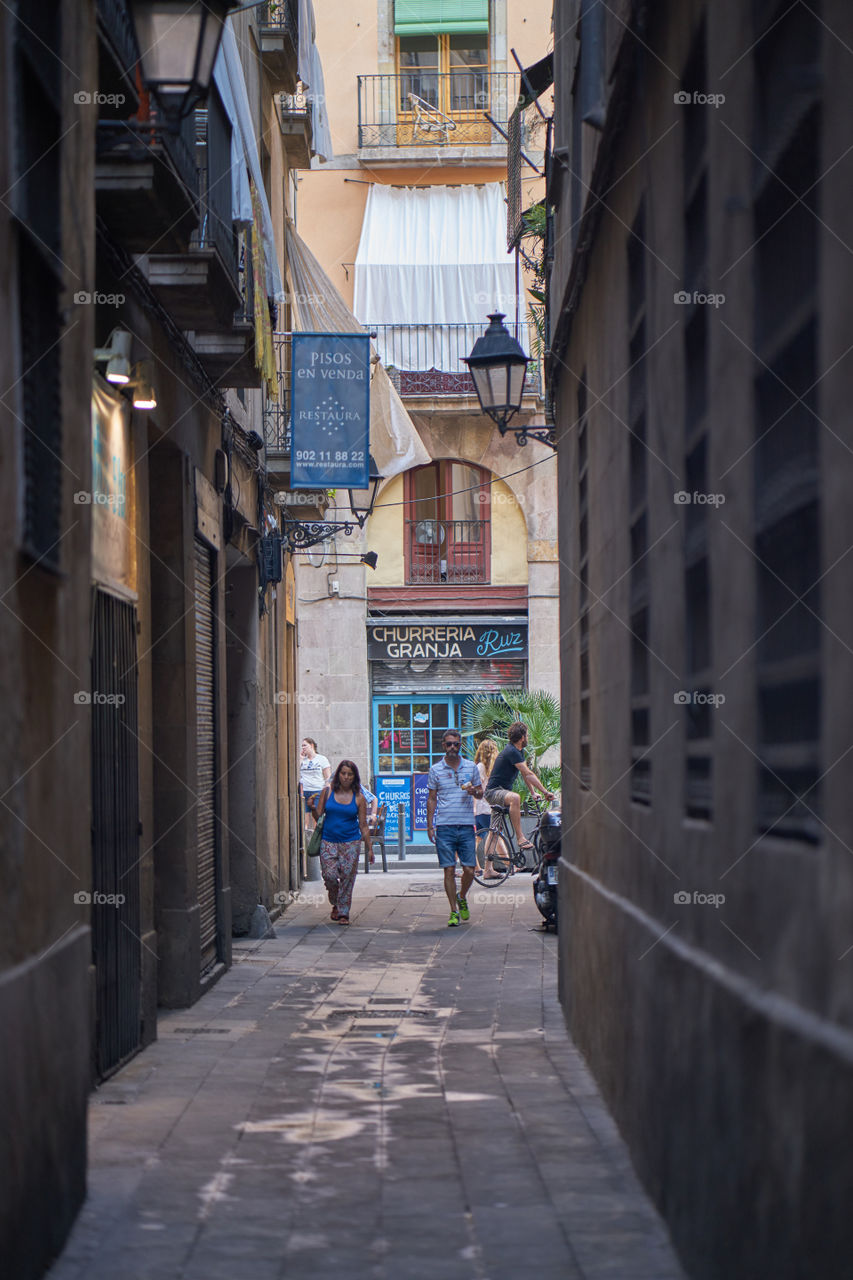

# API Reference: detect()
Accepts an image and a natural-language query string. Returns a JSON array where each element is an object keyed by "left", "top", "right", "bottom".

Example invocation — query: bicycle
[{"left": 473, "top": 796, "right": 549, "bottom": 887}]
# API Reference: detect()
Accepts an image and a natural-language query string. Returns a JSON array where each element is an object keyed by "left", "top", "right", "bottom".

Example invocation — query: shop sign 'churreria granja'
[{"left": 367, "top": 622, "right": 528, "bottom": 661}]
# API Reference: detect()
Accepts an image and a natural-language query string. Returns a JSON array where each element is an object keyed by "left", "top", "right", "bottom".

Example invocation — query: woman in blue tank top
[{"left": 315, "top": 760, "right": 371, "bottom": 924}]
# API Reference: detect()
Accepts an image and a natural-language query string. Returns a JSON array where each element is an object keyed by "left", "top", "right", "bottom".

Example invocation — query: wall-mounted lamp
[
  {"left": 282, "top": 455, "right": 384, "bottom": 552},
  {"left": 129, "top": 1, "right": 239, "bottom": 124},
  {"left": 94, "top": 329, "right": 133, "bottom": 385},
  {"left": 465, "top": 313, "right": 556, "bottom": 450},
  {"left": 130, "top": 361, "right": 157, "bottom": 410}
]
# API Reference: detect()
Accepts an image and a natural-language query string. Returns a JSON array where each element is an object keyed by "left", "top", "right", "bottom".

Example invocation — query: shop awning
[{"left": 285, "top": 220, "right": 431, "bottom": 480}]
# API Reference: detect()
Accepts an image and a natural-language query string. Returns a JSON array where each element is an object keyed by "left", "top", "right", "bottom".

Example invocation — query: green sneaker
[
  {"left": 447, "top": 911, "right": 460, "bottom": 927},
  {"left": 457, "top": 895, "right": 470, "bottom": 921}
]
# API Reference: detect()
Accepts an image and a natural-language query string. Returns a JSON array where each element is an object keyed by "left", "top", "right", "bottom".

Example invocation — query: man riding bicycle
[{"left": 483, "top": 722, "right": 554, "bottom": 862}]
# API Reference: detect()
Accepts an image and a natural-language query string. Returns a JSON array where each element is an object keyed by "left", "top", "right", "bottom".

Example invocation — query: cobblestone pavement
[{"left": 47, "top": 870, "right": 687, "bottom": 1280}]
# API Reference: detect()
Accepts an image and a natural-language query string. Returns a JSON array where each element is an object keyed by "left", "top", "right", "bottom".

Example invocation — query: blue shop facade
[{"left": 367, "top": 615, "right": 528, "bottom": 844}]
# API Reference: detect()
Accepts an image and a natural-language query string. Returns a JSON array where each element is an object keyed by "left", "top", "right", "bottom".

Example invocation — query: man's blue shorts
[{"left": 434, "top": 824, "right": 476, "bottom": 868}]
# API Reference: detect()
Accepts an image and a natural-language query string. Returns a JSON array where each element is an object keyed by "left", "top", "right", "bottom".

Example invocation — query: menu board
[
  {"left": 413, "top": 773, "right": 430, "bottom": 831},
  {"left": 374, "top": 775, "right": 412, "bottom": 839}
]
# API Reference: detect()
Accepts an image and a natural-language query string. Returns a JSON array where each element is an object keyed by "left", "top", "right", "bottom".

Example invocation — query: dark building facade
[
  {"left": 549, "top": 1, "right": 853, "bottom": 1276},
  {"left": 1, "top": 3, "right": 312, "bottom": 1276}
]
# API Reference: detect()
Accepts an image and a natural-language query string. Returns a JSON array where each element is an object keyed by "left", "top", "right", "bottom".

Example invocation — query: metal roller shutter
[
  {"left": 194, "top": 537, "right": 218, "bottom": 973},
  {"left": 372, "top": 657, "right": 526, "bottom": 694},
  {"left": 91, "top": 588, "right": 141, "bottom": 1078}
]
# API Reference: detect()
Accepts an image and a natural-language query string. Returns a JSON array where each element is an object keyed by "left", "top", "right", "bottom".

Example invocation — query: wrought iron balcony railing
[
  {"left": 358, "top": 71, "right": 516, "bottom": 149},
  {"left": 96, "top": 0, "right": 140, "bottom": 82},
  {"left": 370, "top": 323, "right": 540, "bottom": 399},
  {"left": 406, "top": 519, "right": 488, "bottom": 585},
  {"left": 279, "top": 86, "right": 310, "bottom": 118},
  {"left": 263, "top": 331, "right": 293, "bottom": 455},
  {"left": 96, "top": 108, "right": 198, "bottom": 204},
  {"left": 259, "top": 0, "right": 298, "bottom": 36}
]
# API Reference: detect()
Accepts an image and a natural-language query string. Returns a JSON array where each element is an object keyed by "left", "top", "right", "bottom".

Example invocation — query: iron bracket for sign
[
  {"left": 513, "top": 425, "right": 558, "bottom": 450},
  {"left": 281, "top": 518, "right": 362, "bottom": 552}
]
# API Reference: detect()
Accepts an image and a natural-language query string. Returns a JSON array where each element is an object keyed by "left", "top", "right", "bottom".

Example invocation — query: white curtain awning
[
  {"left": 297, "top": 0, "right": 334, "bottom": 164},
  {"left": 353, "top": 183, "right": 525, "bottom": 372},
  {"left": 285, "top": 221, "right": 430, "bottom": 480},
  {"left": 214, "top": 23, "right": 285, "bottom": 301}
]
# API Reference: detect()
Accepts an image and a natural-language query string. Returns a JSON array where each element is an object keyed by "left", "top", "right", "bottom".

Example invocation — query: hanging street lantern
[
  {"left": 347, "top": 454, "right": 382, "bottom": 529},
  {"left": 464, "top": 313, "right": 556, "bottom": 449},
  {"left": 129, "top": 1, "right": 238, "bottom": 123},
  {"left": 282, "top": 455, "right": 384, "bottom": 553}
]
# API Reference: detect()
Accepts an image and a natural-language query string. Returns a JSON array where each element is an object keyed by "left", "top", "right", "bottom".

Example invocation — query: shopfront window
[{"left": 376, "top": 699, "right": 452, "bottom": 774}]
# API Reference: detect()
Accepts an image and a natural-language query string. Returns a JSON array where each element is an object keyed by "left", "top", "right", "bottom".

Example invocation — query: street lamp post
[{"left": 464, "top": 313, "right": 556, "bottom": 450}]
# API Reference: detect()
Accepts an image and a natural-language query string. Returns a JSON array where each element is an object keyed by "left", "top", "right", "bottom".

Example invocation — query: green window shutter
[{"left": 395, "top": 0, "right": 489, "bottom": 36}]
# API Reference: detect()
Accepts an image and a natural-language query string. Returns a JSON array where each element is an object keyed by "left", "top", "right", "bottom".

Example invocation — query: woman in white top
[
  {"left": 300, "top": 738, "right": 331, "bottom": 830},
  {"left": 473, "top": 739, "right": 508, "bottom": 878}
]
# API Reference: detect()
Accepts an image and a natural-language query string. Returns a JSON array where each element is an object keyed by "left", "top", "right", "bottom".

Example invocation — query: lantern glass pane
[
  {"left": 196, "top": 10, "right": 223, "bottom": 87},
  {"left": 508, "top": 360, "right": 527, "bottom": 408},
  {"left": 349, "top": 485, "right": 371, "bottom": 511},
  {"left": 132, "top": 6, "right": 203, "bottom": 88},
  {"left": 487, "top": 363, "right": 510, "bottom": 409},
  {"left": 470, "top": 364, "right": 492, "bottom": 408}
]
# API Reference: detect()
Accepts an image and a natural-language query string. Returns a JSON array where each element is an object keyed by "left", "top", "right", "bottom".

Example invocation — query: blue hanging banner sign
[{"left": 290, "top": 332, "right": 371, "bottom": 489}]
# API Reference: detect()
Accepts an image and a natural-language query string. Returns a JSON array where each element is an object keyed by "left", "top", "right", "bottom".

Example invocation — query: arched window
[{"left": 404, "top": 461, "right": 490, "bottom": 584}]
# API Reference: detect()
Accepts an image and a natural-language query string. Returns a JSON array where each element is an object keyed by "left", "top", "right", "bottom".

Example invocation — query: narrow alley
[{"left": 48, "top": 872, "right": 684, "bottom": 1280}]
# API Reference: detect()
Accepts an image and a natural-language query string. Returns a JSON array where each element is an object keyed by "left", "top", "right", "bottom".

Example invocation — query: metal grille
[
  {"left": 358, "top": 72, "right": 514, "bottom": 149},
  {"left": 194, "top": 538, "right": 219, "bottom": 972},
  {"left": 406, "top": 519, "right": 487, "bottom": 584},
  {"left": 263, "top": 331, "right": 292, "bottom": 454},
  {"left": 191, "top": 91, "right": 239, "bottom": 287},
  {"left": 92, "top": 589, "right": 141, "bottom": 1079},
  {"left": 259, "top": 0, "right": 298, "bottom": 36},
  {"left": 373, "top": 659, "right": 526, "bottom": 695}
]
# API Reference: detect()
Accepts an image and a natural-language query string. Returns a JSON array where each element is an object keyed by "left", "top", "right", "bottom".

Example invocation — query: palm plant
[{"left": 462, "top": 688, "right": 561, "bottom": 801}]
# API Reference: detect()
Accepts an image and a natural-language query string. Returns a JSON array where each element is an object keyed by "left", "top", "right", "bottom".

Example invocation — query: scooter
[{"left": 533, "top": 807, "right": 561, "bottom": 931}]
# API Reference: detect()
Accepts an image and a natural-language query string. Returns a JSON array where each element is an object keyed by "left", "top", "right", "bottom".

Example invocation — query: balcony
[
  {"left": 96, "top": 0, "right": 141, "bottom": 108},
  {"left": 189, "top": 232, "right": 259, "bottom": 387},
  {"left": 358, "top": 72, "right": 515, "bottom": 162},
  {"left": 370, "top": 323, "right": 541, "bottom": 402},
  {"left": 145, "top": 161, "right": 242, "bottom": 331},
  {"left": 406, "top": 519, "right": 488, "bottom": 585},
  {"left": 257, "top": 0, "right": 299, "bottom": 92},
  {"left": 95, "top": 110, "right": 199, "bottom": 252},
  {"left": 262, "top": 331, "right": 292, "bottom": 480},
  {"left": 278, "top": 89, "right": 313, "bottom": 169}
]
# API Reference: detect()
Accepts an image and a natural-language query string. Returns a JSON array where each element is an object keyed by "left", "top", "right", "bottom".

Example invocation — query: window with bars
[
  {"left": 577, "top": 375, "right": 591, "bottom": 788},
  {"left": 681, "top": 20, "right": 713, "bottom": 821},
  {"left": 13, "top": 2, "right": 63, "bottom": 571},
  {"left": 628, "top": 202, "right": 651, "bottom": 805},
  {"left": 752, "top": 1, "right": 822, "bottom": 843}
]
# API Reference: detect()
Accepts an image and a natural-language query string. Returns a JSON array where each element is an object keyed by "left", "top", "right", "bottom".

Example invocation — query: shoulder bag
[{"left": 307, "top": 787, "right": 329, "bottom": 857}]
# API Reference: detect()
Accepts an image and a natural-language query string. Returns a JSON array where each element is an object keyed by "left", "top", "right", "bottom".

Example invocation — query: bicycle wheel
[{"left": 473, "top": 830, "right": 513, "bottom": 886}]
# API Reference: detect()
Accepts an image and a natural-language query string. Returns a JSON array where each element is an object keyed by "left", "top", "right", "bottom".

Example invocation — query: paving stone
[{"left": 46, "top": 869, "right": 685, "bottom": 1280}]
